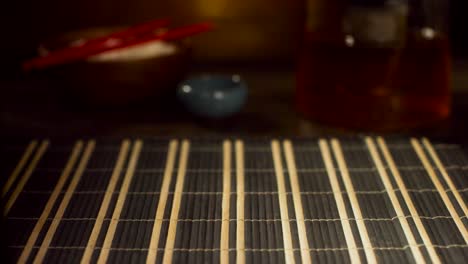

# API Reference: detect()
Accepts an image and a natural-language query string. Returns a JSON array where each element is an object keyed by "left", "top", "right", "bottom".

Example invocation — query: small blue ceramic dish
[{"left": 177, "top": 75, "right": 248, "bottom": 118}]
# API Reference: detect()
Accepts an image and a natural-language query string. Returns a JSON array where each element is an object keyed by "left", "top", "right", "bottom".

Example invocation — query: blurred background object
[
  {"left": 23, "top": 20, "right": 213, "bottom": 71},
  {"left": 297, "top": 0, "right": 452, "bottom": 130},
  {"left": 177, "top": 75, "right": 248, "bottom": 118},
  {"left": 37, "top": 27, "right": 192, "bottom": 106}
]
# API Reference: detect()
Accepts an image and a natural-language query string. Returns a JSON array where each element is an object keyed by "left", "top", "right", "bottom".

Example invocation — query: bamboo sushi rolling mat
[{"left": 1, "top": 137, "right": 468, "bottom": 264}]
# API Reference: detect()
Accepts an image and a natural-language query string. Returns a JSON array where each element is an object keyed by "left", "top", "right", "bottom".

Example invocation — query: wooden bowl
[{"left": 39, "top": 27, "right": 191, "bottom": 107}]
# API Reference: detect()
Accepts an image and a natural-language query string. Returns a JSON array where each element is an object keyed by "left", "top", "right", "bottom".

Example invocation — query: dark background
[
  {"left": 0, "top": 0, "right": 467, "bottom": 141},
  {"left": 450, "top": 0, "right": 468, "bottom": 57},
  {"left": 0, "top": 0, "right": 466, "bottom": 75}
]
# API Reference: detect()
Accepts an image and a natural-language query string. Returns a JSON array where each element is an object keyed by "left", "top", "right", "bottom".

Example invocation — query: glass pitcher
[{"left": 296, "top": 0, "right": 451, "bottom": 130}]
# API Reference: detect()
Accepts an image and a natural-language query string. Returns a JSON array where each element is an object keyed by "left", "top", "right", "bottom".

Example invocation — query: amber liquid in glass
[{"left": 296, "top": 30, "right": 451, "bottom": 130}]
